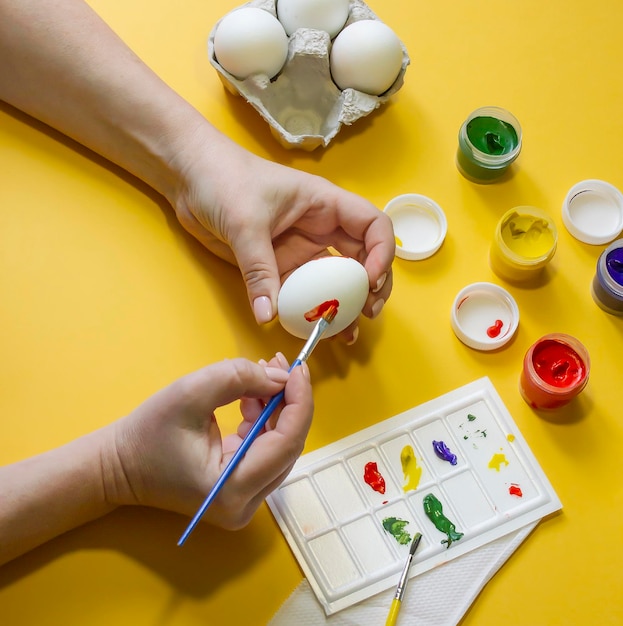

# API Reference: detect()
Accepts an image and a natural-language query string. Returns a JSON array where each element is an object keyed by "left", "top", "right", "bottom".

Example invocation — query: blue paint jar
[{"left": 591, "top": 239, "right": 623, "bottom": 316}]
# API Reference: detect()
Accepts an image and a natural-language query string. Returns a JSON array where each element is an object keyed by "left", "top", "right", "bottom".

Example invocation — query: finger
[
  {"left": 226, "top": 364, "right": 313, "bottom": 498},
  {"left": 185, "top": 358, "right": 289, "bottom": 416},
  {"left": 231, "top": 229, "right": 282, "bottom": 325}
]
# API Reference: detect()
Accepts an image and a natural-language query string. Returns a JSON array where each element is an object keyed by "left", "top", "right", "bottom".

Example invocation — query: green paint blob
[
  {"left": 466, "top": 116, "right": 519, "bottom": 156},
  {"left": 382, "top": 517, "right": 412, "bottom": 545},
  {"left": 467, "top": 413, "right": 477, "bottom": 422},
  {"left": 423, "top": 493, "right": 464, "bottom": 548}
]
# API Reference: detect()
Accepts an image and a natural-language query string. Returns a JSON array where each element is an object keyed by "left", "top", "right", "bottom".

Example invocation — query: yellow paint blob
[
  {"left": 400, "top": 445, "right": 422, "bottom": 491},
  {"left": 395, "top": 235, "right": 403, "bottom": 247},
  {"left": 507, "top": 433, "right": 516, "bottom": 442},
  {"left": 488, "top": 452, "right": 509, "bottom": 471},
  {"left": 500, "top": 212, "right": 556, "bottom": 259}
]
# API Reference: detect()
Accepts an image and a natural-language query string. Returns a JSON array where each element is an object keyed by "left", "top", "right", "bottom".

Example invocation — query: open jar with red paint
[{"left": 519, "top": 333, "right": 590, "bottom": 410}]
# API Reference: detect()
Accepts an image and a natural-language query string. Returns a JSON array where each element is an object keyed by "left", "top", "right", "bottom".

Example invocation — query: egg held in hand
[
  {"left": 277, "top": 257, "right": 369, "bottom": 339},
  {"left": 212, "top": 7, "right": 289, "bottom": 80},
  {"left": 276, "top": 0, "right": 350, "bottom": 38},
  {"left": 330, "top": 19, "right": 404, "bottom": 96}
]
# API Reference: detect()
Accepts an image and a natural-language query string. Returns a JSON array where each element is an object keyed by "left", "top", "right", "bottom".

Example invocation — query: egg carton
[{"left": 207, "top": 0, "right": 410, "bottom": 150}]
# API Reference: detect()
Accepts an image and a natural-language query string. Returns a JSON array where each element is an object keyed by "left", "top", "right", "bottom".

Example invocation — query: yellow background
[{"left": 1, "top": 0, "right": 622, "bottom": 624}]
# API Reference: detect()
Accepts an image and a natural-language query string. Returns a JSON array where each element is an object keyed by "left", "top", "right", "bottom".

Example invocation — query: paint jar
[
  {"left": 490, "top": 206, "right": 558, "bottom": 283},
  {"left": 456, "top": 106, "right": 522, "bottom": 183},
  {"left": 519, "top": 333, "right": 590, "bottom": 410},
  {"left": 591, "top": 238, "right": 623, "bottom": 315},
  {"left": 383, "top": 194, "right": 447, "bottom": 260},
  {"left": 451, "top": 282, "right": 519, "bottom": 351}
]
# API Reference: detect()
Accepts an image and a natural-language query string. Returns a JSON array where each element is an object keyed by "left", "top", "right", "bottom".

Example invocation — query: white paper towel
[{"left": 270, "top": 522, "right": 536, "bottom": 626}]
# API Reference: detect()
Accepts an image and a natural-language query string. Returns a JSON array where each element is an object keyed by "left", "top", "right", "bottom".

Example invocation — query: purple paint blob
[
  {"left": 606, "top": 247, "right": 623, "bottom": 285},
  {"left": 432, "top": 440, "right": 458, "bottom": 465}
]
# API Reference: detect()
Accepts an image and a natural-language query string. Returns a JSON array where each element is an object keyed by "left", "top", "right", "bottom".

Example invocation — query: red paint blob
[
  {"left": 304, "top": 299, "right": 340, "bottom": 322},
  {"left": 532, "top": 340, "right": 586, "bottom": 388},
  {"left": 509, "top": 484, "right": 523, "bottom": 497},
  {"left": 363, "top": 462, "right": 386, "bottom": 494},
  {"left": 487, "top": 319, "right": 503, "bottom": 338}
]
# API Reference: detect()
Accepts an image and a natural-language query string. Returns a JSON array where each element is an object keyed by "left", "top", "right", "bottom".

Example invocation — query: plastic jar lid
[
  {"left": 451, "top": 282, "right": 519, "bottom": 351},
  {"left": 383, "top": 194, "right": 448, "bottom": 260},
  {"left": 562, "top": 179, "right": 623, "bottom": 245}
]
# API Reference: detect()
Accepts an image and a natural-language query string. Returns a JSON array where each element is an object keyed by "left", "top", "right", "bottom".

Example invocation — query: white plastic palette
[{"left": 266, "top": 377, "right": 561, "bottom": 615}]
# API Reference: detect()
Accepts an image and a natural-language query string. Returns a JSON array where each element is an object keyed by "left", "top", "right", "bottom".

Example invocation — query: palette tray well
[{"left": 266, "top": 377, "right": 561, "bottom": 615}]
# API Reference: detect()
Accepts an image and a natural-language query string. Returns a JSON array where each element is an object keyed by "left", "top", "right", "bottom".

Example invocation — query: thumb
[{"left": 233, "top": 231, "right": 281, "bottom": 325}]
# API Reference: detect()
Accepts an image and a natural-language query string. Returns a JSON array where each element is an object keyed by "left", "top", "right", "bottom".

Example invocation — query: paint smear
[
  {"left": 423, "top": 493, "right": 463, "bottom": 548},
  {"left": 487, "top": 319, "right": 503, "bottom": 338},
  {"left": 509, "top": 483, "right": 523, "bottom": 497},
  {"left": 363, "top": 461, "right": 386, "bottom": 494},
  {"left": 382, "top": 517, "right": 412, "bottom": 545},
  {"left": 304, "top": 299, "right": 340, "bottom": 322},
  {"left": 400, "top": 445, "right": 422, "bottom": 492},
  {"left": 432, "top": 440, "right": 458, "bottom": 465},
  {"left": 488, "top": 451, "right": 509, "bottom": 471}
]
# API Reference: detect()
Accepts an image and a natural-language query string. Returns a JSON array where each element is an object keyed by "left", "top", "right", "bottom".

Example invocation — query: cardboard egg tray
[
  {"left": 266, "top": 377, "right": 561, "bottom": 614},
  {"left": 207, "top": 0, "right": 410, "bottom": 150}
]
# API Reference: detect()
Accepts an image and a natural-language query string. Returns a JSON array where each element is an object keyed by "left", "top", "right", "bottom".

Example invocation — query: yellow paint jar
[{"left": 490, "top": 207, "right": 558, "bottom": 282}]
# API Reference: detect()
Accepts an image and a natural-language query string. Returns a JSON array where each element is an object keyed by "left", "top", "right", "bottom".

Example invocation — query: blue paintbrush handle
[{"left": 177, "top": 358, "right": 302, "bottom": 546}]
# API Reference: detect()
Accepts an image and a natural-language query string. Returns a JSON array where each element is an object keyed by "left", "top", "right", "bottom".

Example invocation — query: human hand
[
  {"left": 171, "top": 133, "right": 394, "bottom": 342},
  {"left": 102, "top": 354, "right": 313, "bottom": 530}
]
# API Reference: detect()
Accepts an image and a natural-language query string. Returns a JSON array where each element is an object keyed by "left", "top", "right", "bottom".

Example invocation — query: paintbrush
[
  {"left": 177, "top": 303, "right": 339, "bottom": 546},
  {"left": 385, "top": 532, "right": 422, "bottom": 626}
]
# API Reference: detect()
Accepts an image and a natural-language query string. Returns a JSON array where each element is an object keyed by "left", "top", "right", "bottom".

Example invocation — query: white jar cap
[
  {"left": 451, "top": 282, "right": 520, "bottom": 351},
  {"left": 562, "top": 179, "right": 623, "bottom": 245},
  {"left": 383, "top": 194, "right": 447, "bottom": 260}
]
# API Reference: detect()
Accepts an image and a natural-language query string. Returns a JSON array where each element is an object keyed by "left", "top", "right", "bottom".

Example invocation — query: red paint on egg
[{"left": 304, "top": 299, "right": 340, "bottom": 322}]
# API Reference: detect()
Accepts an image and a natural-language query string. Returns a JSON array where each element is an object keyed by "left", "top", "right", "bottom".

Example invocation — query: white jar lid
[
  {"left": 383, "top": 193, "right": 447, "bottom": 260},
  {"left": 562, "top": 179, "right": 623, "bottom": 245},
  {"left": 451, "top": 282, "right": 519, "bottom": 351}
]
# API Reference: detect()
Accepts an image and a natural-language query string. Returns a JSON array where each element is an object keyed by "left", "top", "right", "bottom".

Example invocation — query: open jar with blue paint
[{"left": 592, "top": 239, "right": 623, "bottom": 316}]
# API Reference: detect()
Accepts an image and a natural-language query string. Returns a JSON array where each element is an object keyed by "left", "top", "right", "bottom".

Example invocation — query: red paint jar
[{"left": 519, "top": 334, "right": 590, "bottom": 410}]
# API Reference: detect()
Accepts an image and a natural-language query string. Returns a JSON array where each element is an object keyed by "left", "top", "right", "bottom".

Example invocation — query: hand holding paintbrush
[{"left": 178, "top": 303, "right": 338, "bottom": 546}]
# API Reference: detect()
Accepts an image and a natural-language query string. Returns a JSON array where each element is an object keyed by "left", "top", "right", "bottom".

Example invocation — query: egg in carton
[{"left": 207, "top": 0, "right": 410, "bottom": 151}]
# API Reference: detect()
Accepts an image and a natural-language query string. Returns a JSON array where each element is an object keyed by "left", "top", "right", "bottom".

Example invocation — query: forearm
[
  {"left": 0, "top": 0, "right": 228, "bottom": 203},
  {"left": 0, "top": 429, "right": 117, "bottom": 566}
]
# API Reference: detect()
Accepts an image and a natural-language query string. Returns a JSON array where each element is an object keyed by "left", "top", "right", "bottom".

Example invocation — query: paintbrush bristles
[{"left": 322, "top": 303, "right": 338, "bottom": 324}]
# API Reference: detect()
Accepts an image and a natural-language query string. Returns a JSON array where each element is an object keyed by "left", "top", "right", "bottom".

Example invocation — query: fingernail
[
  {"left": 371, "top": 298, "right": 385, "bottom": 319},
  {"left": 300, "top": 362, "right": 310, "bottom": 380},
  {"left": 258, "top": 358, "right": 268, "bottom": 367},
  {"left": 275, "top": 352, "right": 289, "bottom": 369},
  {"left": 253, "top": 296, "right": 273, "bottom": 325},
  {"left": 264, "top": 367, "right": 289, "bottom": 383},
  {"left": 373, "top": 273, "right": 387, "bottom": 293},
  {"left": 346, "top": 326, "right": 359, "bottom": 346}
]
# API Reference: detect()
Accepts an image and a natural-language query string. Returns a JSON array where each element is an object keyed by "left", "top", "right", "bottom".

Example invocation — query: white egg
[
  {"left": 213, "top": 8, "right": 289, "bottom": 80},
  {"left": 276, "top": 0, "right": 350, "bottom": 38},
  {"left": 277, "top": 257, "right": 369, "bottom": 339},
  {"left": 330, "top": 20, "right": 404, "bottom": 95}
]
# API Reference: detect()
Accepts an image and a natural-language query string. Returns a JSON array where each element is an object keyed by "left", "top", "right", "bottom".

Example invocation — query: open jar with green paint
[{"left": 456, "top": 106, "right": 522, "bottom": 183}]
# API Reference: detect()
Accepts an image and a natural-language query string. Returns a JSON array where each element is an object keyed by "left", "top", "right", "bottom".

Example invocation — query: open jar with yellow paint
[{"left": 489, "top": 206, "right": 558, "bottom": 283}]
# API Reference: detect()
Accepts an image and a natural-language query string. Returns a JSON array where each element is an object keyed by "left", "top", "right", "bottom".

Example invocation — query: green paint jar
[{"left": 456, "top": 106, "right": 522, "bottom": 183}]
